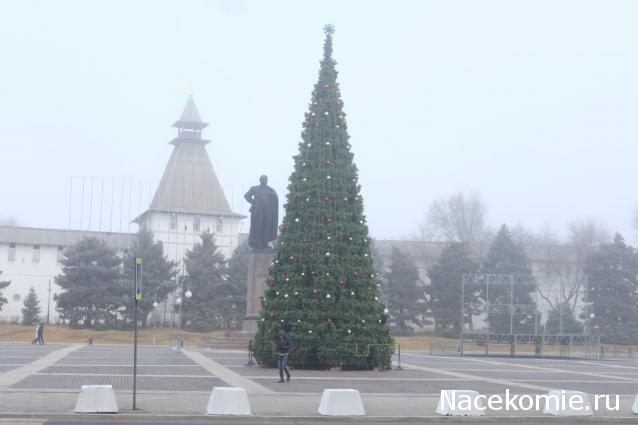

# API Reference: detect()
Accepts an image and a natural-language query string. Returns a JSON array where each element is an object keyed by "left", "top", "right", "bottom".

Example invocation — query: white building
[
  {"left": 0, "top": 97, "right": 243, "bottom": 322},
  {"left": 0, "top": 226, "right": 132, "bottom": 322}
]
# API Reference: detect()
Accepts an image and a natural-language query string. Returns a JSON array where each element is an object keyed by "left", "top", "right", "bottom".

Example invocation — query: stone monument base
[{"left": 242, "top": 249, "right": 273, "bottom": 334}]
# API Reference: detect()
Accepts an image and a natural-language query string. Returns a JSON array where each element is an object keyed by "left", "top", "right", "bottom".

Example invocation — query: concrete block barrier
[
  {"left": 74, "top": 384, "right": 119, "bottom": 413},
  {"left": 318, "top": 389, "right": 365, "bottom": 416},
  {"left": 206, "top": 387, "right": 251, "bottom": 415},
  {"left": 543, "top": 390, "right": 593, "bottom": 416},
  {"left": 633, "top": 393, "right": 638, "bottom": 414},
  {"left": 436, "top": 390, "right": 485, "bottom": 416}
]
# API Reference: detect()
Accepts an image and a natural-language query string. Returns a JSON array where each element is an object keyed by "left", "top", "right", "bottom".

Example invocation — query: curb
[{"left": 1, "top": 413, "right": 638, "bottom": 423}]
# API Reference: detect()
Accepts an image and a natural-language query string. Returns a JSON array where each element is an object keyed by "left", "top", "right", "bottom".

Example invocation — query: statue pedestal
[{"left": 242, "top": 249, "right": 273, "bottom": 334}]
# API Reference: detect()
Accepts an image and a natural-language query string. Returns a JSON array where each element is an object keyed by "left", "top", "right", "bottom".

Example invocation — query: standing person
[
  {"left": 276, "top": 330, "right": 291, "bottom": 383},
  {"left": 36, "top": 321, "right": 45, "bottom": 345},
  {"left": 32, "top": 323, "right": 40, "bottom": 345}
]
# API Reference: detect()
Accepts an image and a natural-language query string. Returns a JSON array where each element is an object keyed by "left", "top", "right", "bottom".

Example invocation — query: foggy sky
[{"left": 1, "top": 0, "right": 637, "bottom": 244}]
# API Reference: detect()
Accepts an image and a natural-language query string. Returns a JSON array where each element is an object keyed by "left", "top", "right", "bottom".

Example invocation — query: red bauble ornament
[
  {"left": 311, "top": 271, "right": 317, "bottom": 277},
  {"left": 352, "top": 271, "right": 359, "bottom": 277},
  {"left": 288, "top": 256, "right": 296, "bottom": 262},
  {"left": 324, "top": 83, "right": 331, "bottom": 89},
  {"left": 368, "top": 286, "right": 373, "bottom": 292},
  {"left": 324, "top": 160, "right": 332, "bottom": 165},
  {"left": 326, "top": 215, "right": 333, "bottom": 224},
  {"left": 338, "top": 279, "right": 345, "bottom": 286}
]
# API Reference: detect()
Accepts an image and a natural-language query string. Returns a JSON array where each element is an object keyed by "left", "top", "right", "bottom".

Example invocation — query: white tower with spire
[{"left": 136, "top": 97, "right": 244, "bottom": 262}]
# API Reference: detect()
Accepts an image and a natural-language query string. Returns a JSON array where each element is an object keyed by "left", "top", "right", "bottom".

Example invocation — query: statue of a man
[{"left": 244, "top": 175, "right": 278, "bottom": 250}]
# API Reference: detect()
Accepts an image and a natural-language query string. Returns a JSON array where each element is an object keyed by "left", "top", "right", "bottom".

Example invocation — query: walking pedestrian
[
  {"left": 276, "top": 330, "right": 291, "bottom": 383},
  {"left": 32, "top": 323, "right": 40, "bottom": 345},
  {"left": 36, "top": 321, "right": 45, "bottom": 345}
]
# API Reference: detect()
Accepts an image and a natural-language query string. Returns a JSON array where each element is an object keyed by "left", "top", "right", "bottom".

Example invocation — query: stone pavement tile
[
  {"left": 0, "top": 345, "right": 83, "bottom": 390},
  {"left": 181, "top": 348, "right": 272, "bottom": 395},
  {"left": 40, "top": 365, "right": 212, "bottom": 376},
  {"left": 56, "top": 356, "right": 196, "bottom": 365},
  {"left": 254, "top": 377, "right": 515, "bottom": 394},
  {"left": 231, "top": 365, "right": 445, "bottom": 379},
  {"left": 9, "top": 374, "right": 225, "bottom": 391}
]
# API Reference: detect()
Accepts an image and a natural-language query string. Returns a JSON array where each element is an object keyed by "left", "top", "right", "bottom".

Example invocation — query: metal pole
[
  {"left": 460, "top": 276, "right": 465, "bottom": 355},
  {"left": 133, "top": 294, "right": 138, "bottom": 410},
  {"left": 133, "top": 257, "right": 142, "bottom": 410},
  {"left": 47, "top": 279, "right": 51, "bottom": 325},
  {"left": 510, "top": 281, "right": 514, "bottom": 335}
]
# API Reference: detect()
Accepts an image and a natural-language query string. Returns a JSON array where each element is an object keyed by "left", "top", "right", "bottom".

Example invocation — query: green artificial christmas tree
[{"left": 253, "top": 25, "right": 393, "bottom": 369}]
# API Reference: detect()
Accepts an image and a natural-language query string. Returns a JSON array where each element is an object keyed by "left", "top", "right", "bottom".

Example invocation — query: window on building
[
  {"left": 57, "top": 246, "right": 64, "bottom": 263},
  {"left": 193, "top": 216, "right": 200, "bottom": 232},
  {"left": 32, "top": 245, "right": 40, "bottom": 263},
  {"left": 12, "top": 294, "right": 20, "bottom": 302},
  {"left": 8, "top": 243, "right": 16, "bottom": 262},
  {"left": 170, "top": 213, "right": 177, "bottom": 230},
  {"left": 216, "top": 217, "right": 223, "bottom": 232}
]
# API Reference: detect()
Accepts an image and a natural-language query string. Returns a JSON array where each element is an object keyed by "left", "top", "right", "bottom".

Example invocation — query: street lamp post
[{"left": 174, "top": 276, "right": 192, "bottom": 349}]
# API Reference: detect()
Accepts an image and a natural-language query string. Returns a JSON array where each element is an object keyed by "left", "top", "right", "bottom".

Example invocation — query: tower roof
[
  {"left": 173, "top": 96, "right": 209, "bottom": 130},
  {"left": 143, "top": 97, "right": 242, "bottom": 218}
]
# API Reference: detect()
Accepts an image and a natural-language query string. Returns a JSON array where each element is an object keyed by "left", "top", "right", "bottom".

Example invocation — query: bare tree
[
  {"left": 537, "top": 219, "right": 609, "bottom": 311},
  {"left": 567, "top": 218, "right": 610, "bottom": 250},
  {"left": 421, "top": 192, "right": 487, "bottom": 243}
]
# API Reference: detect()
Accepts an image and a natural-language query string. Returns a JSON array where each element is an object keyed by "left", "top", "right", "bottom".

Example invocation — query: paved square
[{"left": 3, "top": 344, "right": 229, "bottom": 392}]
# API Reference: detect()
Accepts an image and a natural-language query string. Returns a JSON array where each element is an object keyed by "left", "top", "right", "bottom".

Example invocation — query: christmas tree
[{"left": 253, "top": 25, "right": 393, "bottom": 369}]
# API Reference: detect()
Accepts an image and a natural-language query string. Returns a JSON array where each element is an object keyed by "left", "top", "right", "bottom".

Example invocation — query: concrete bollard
[
  {"left": 318, "top": 389, "right": 365, "bottom": 416},
  {"left": 206, "top": 387, "right": 251, "bottom": 415},
  {"left": 543, "top": 390, "right": 593, "bottom": 416},
  {"left": 74, "top": 385, "right": 119, "bottom": 413},
  {"left": 436, "top": 390, "right": 485, "bottom": 416}
]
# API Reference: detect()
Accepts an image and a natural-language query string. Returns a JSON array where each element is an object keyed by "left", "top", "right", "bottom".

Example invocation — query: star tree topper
[{"left": 323, "top": 23, "right": 335, "bottom": 35}]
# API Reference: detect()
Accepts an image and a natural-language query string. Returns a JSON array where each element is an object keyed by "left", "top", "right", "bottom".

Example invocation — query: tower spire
[{"left": 172, "top": 96, "right": 208, "bottom": 141}]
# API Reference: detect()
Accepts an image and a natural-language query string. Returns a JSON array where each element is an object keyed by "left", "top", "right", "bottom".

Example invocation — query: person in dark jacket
[{"left": 276, "top": 330, "right": 291, "bottom": 383}]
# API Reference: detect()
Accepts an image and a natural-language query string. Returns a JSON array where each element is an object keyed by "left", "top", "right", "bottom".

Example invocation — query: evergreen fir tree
[
  {"left": 384, "top": 246, "right": 425, "bottom": 334},
  {"left": 426, "top": 242, "right": 479, "bottom": 337},
  {"left": 181, "top": 230, "right": 227, "bottom": 331},
  {"left": 0, "top": 271, "right": 9, "bottom": 312},
  {"left": 54, "top": 237, "right": 125, "bottom": 328},
  {"left": 21, "top": 286, "right": 41, "bottom": 325},
  {"left": 253, "top": 26, "right": 393, "bottom": 369},
  {"left": 481, "top": 225, "right": 536, "bottom": 334},
  {"left": 545, "top": 302, "right": 583, "bottom": 334},
  {"left": 226, "top": 241, "right": 249, "bottom": 327},
  {"left": 123, "top": 230, "right": 177, "bottom": 326},
  {"left": 584, "top": 233, "right": 638, "bottom": 343}
]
